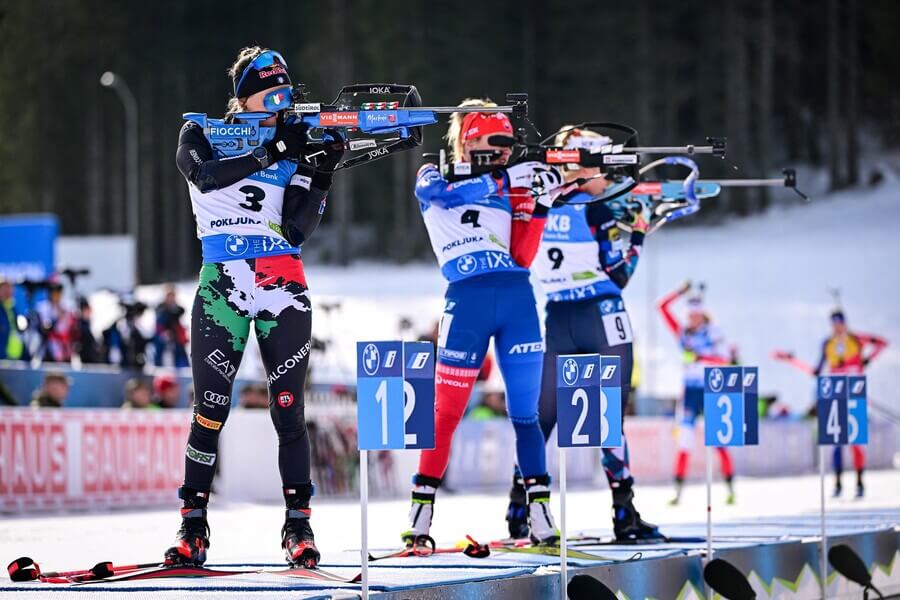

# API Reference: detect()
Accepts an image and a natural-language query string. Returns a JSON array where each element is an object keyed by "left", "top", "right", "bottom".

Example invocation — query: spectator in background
[
  {"left": 153, "top": 373, "right": 181, "bottom": 408},
  {"left": 103, "top": 297, "right": 149, "bottom": 368},
  {"left": 0, "top": 276, "right": 25, "bottom": 361},
  {"left": 31, "top": 371, "right": 71, "bottom": 407},
  {"left": 468, "top": 390, "right": 508, "bottom": 421},
  {"left": 74, "top": 298, "right": 102, "bottom": 364},
  {"left": 239, "top": 382, "right": 269, "bottom": 409},
  {"left": 154, "top": 286, "right": 189, "bottom": 368},
  {"left": 123, "top": 378, "right": 154, "bottom": 409},
  {"left": 0, "top": 379, "right": 18, "bottom": 406},
  {"left": 37, "top": 281, "right": 76, "bottom": 363}
]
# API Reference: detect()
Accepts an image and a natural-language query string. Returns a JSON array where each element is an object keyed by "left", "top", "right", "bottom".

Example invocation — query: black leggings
[
  {"left": 539, "top": 296, "right": 635, "bottom": 486},
  {"left": 182, "top": 254, "right": 313, "bottom": 493}
]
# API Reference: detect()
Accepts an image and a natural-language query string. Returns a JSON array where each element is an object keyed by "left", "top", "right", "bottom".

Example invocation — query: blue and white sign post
[
  {"left": 556, "top": 354, "right": 623, "bottom": 599},
  {"left": 356, "top": 341, "right": 434, "bottom": 598},
  {"left": 815, "top": 374, "right": 867, "bottom": 597},
  {"left": 703, "top": 366, "right": 759, "bottom": 567}
]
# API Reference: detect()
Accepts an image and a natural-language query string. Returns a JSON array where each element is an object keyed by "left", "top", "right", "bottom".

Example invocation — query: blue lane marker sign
[
  {"left": 556, "top": 354, "right": 623, "bottom": 448},
  {"left": 704, "top": 366, "right": 759, "bottom": 447},
  {"left": 817, "top": 375, "right": 867, "bottom": 445},
  {"left": 742, "top": 367, "right": 759, "bottom": 445},
  {"left": 600, "top": 355, "right": 623, "bottom": 447},
  {"left": 847, "top": 376, "right": 868, "bottom": 445},
  {"left": 402, "top": 341, "right": 435, "bottom": 450},
  {"left": 357, "top": 341, "right": 435, "bottom": 450}
]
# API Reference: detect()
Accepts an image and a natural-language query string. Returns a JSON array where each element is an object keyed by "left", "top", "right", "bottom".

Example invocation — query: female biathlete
[
  {"left": 773, "top": 308, "right": 887, "bottom": 497},
  {"left": 504, "top": 127, "right": 662, "bottom": 542},
  {"left": 403, "top": 100, "right": 561, "bottom": 547},
  {"left": 167, "top": 47, "right": 343, "bottom": 568},
  {"left": 658, "top": 282, "right": 738, "bottom": 505}
]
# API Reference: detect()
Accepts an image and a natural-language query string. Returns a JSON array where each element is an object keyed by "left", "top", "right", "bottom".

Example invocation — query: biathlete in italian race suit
[
  {"left": 403, "top": 100, "right": 562, "bottom": 547},
  {"left": 658, "top": 282, "right": 738, "bottom": 505},
  {"left": 814, "top": 309, "right": 887, "bottom": 497},
  {"left": 505, "top": 127, "right": 662, "bottom": 542},
  {"left": 166, "top": 46, "right": 343, "bottom": 568}
]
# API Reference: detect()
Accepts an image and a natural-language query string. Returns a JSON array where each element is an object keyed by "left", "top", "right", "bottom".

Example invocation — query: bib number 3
[{"left": 238, "top": 185, "right": 265, "bottom": 212}]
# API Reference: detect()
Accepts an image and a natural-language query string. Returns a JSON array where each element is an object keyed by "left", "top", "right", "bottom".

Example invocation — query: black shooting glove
[
  {"left": 263, "top": 118, "right": 309, "bottom": 163},
  {"left": 306, "top": 128, "right": 346, "bottom": 190}
]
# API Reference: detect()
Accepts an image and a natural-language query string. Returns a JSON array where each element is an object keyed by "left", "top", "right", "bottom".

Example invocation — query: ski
[
  {"left": 270, "top": 566, "right": 361, "bottom": 584},
  {"left": 7, "top": 556, "right": 164, "bottom": 584},
  {"left": 369, "top": 535, "right": 489, "bottom": 562},
  {"left": 486, "top": 539, "right": 623, "bottom": 562},
  {"left": 73, "top": 564, "right": 255, "bottom": 585}
]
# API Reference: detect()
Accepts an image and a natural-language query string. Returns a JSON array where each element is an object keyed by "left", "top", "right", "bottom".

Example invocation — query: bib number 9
[
  {"left": 547, "top": 247, "right": 564, "bottom": 270},
  {"left": 602, "top": 312, "right": 633, "bottom": 346}
]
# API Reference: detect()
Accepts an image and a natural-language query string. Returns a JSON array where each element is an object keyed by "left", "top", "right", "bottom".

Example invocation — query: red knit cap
[{"left": 460, "top": 112, "right": 513, "bottom": 142}]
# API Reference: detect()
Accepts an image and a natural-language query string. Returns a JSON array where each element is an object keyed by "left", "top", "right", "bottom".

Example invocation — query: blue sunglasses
[
  {"left": 262, "top": 86, "right": 293, "bottom": 112},
  {"left": 235, "top": 50, "right": 288, "bottom": 97}
]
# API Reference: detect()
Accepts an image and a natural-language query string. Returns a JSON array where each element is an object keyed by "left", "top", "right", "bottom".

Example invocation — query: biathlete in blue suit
[
  {"left": 507, "top": 127, "right": 663, "bottom": 541},
  {"left": 403, "top": 99, "right": 564, "bottom": 548}
]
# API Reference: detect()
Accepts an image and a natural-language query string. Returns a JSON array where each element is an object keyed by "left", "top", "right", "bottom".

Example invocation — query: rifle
[
  {"left": 184, "top": 84, "right": 529, "bottom": 171},
  {"left": 430, "top": 121, "right": 728, "bottom": 210}
]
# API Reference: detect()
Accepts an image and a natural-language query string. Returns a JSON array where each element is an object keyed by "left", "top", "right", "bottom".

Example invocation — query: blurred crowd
[{"left": 0, "top": 275, "right": 188, "bottom": 369}]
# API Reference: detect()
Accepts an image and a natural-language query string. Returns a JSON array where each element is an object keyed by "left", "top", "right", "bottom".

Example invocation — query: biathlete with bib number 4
[
  {"left": 504, "top": 126, "right": 663, "bottom": 542},
  {"left": 403, "top": 99, "right": 563, "bottom": 549},
  {"left": 772, "top": 307, "right": 887, "bottom": 497},
  {"left": 167, "top": 46, "right": 344, "bottom": 569},
  {"left": 658, "top": 281, "right": 739, "bottom": 505}
]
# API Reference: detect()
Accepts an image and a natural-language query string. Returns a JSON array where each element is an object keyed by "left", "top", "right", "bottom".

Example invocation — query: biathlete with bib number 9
[
  {"left": 504, "top": 127, "right": 663, "bottom": 542},
  {"left": 166, "top": 46, "right": 344, "bottom": 569},
  {"left": 658, "top": 281, "right": 739, "bottom": 505},
  {"left": 772, "top": 307, "right": 887, "bottom": 497},
  {"left": 403, "top": 99, "right": 563, "bottom": 549}
]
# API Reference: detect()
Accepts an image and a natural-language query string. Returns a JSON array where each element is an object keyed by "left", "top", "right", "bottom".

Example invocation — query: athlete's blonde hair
[
  {"left": 445, "top": 98, "right": 498, "bottom": 162},
  {"left": 553, "top": 125, "right": 606, "bottom": 149},
  {"left": 225, "top": 46, "right": 265, "bottom": 117}
]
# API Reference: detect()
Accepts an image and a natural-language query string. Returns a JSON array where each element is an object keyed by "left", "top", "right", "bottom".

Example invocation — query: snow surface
[{"left": 1, "top": 470, "right": 898, "bottom": 598}]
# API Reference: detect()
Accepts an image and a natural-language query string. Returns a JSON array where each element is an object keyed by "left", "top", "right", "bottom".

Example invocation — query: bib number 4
[{"left": 460, "top": 209, "right": 481, "bottom": 228}]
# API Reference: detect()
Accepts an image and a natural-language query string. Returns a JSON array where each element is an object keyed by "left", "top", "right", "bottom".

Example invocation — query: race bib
[{"left": 602, "top": 310, "right": 633, "bottom": 346}]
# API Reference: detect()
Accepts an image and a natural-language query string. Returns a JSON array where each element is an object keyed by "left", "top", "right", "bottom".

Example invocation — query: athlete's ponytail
[
  {"left": 225, "top": 46, "right": 265, "bottom": 118},
  {"left": 553, "top": 125, "right": 607, "bottom": 149},
  {"left": 446, "top": 98, "right": 497, "bottom": 162}
]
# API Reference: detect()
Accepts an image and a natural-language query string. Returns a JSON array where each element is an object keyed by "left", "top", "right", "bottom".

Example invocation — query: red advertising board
[{"left": 0, "top": 409, "right": 189, "bottom": 512}]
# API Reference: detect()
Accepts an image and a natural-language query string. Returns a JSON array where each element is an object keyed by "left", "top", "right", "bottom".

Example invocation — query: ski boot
[
  {"left": 164, "top": 487, "right": 211, "bottom": 566},
  {"left": 855, "top": 471, "right": 865, "bottom": 498},
  {"left": 725, "top": 477, "right": 736, "bottom": 505},
  {"left": 833, "top": 478, "right": 843, "bottom": 498},
  {"left": 282, "top": 484, "right": 320, "bottom": 568},
  {"left": 669, "top": 478, "right": 684, "bottom": 506},
  {"left": 525, "top": 475, "right": 560, "bottom": 546},
  {"left": 506, "top": 474, "right": 530, "bottom": 540},
  {"left": 401, "top": 474, "right": 439, "bottom": 555},
  {"left": 612, "top": 477, "right": 664, "bottom": 542}
]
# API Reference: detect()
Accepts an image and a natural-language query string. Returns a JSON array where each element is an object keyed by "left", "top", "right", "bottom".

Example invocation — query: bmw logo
[
  {"left": 363, "top": 343, "right": 380, "bottom": 376},
  {"left": 456, "top": 255, "right": 477, "bottom": 274},
  {"left": 600, "top": 299, "right": 614, "bottom": 314},
  {"left": 708, "top": 368, "right": 724, "bottom": 392},
  {"left": 225, "top": 234, "right": 249, "bottom": 256},
  {"left": 562, "top": 358, "right": 579, "bottom": 385},
  {"left": 820, "top": 377, "right": 833, "bottom": 397}
]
